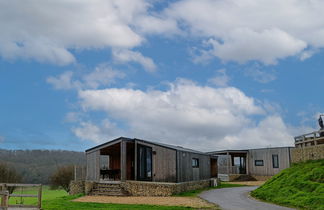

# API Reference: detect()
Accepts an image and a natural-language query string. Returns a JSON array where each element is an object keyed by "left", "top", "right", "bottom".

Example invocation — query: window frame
[
  {"left": 255, "top": 160, "right": 264, "bottom": 166},
  {"left": 272, "top": 154, "right": 279, "bottom": 168},
  {"left": 192, "top": 158, "right": 199, "bottom": 168}
]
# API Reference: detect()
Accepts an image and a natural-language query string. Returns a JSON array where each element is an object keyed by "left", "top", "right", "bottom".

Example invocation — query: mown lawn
[
  {"left": 174, "top": 182, "right": 246, "bottom": 197},
  {"left": 8, "top": 186, "right": 194, "bottom": 209},
  {"left": 7, "top": 182, "right": 245, "bottom": 209},
  {"left": 251, "top": 159, "right": 324, "bottom": 210}
]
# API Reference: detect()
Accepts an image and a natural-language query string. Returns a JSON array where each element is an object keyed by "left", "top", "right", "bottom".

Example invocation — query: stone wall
[
  {"left": 69, "top": 180, "right": 84, "bottom": 195},
  {"left": 122, "top": 179, "right": 215, "bottom": 196},
  {"left": 251, "top": 175, "right": 272, "bottom": 181},
  {"left": 291, "top": 144, "right": 324, "bottom": 163},
  {"left": 70, "top": 179, "right": 217, "bottom": 196}
]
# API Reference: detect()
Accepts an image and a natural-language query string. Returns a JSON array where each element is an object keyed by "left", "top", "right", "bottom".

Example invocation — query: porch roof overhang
[
  {"left": 208, "top": 150, "right": 248, "bottom": 155},
  {"left": 85, "top": 136, "right": 210, "bottom": 156},
  {"left": 85, "top": 137, "right": 133, "bottom": 153}
]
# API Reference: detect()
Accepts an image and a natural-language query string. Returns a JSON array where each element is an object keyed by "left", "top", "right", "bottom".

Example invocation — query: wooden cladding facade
[
  {"left": 247, "top": 147, "right": 292, "bottom": 176},
  {"left": 86, "top": 137, "right": 215, "bottom": 183},
  {"left": 177, "top": 151, "right": 211, "bottom": 182}
]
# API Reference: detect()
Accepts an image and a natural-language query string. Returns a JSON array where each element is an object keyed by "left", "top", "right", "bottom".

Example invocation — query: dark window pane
[
  {"left": 272, "top": 154, "right": 279, "bottom": 168},
  {"left": 192, "top": 158, "right": 199, "bottom": 168},
  {"left": 255, "top": 160, "right": 264, "bottom": 166}
]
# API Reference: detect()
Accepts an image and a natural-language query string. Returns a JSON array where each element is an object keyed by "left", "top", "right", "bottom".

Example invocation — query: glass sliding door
[{"left": 137, "top": 145, "right": 152, "bottom": 181}]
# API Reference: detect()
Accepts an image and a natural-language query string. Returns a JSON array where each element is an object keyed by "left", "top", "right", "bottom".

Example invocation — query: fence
[{"left": 0, "top": 183, "right": 42, "bottom": 210}]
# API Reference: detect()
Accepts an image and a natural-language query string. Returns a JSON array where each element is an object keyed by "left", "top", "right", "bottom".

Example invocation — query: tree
[
  {"left": 0, "top": 162, "right": 22, "bottom": 193},
  {"left": 49, "top": 165, "right": 74, "bottom": 192}
]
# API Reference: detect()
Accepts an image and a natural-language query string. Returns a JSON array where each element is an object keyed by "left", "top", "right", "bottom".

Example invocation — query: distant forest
[{"left": 0, "top": 149, "right": 85, "bottom": 184}]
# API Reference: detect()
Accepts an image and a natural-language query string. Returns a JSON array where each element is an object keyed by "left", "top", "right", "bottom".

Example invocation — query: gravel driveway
[{"left": 199, "top": 186, "right": 294, "bottom": 210}]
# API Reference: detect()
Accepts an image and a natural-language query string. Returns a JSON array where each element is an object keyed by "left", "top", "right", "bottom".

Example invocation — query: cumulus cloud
[
  {"left": 245, "top": 65, "right": 277, "bottom": 83},
  {"left": 166, "top": 0, "right": 324, "bottom": 64},
  {"left": 0, "top": 0, "right": 176, "bottom": 65},
  {"left": 72, "top": 120, "right": 121, "bottom": 144},
  {"left": 208, "top": 69, "right": 230, "bottom": 87},
  {"left": 112, "top": 49, "right": 157, "bottom": 72},
  {"left": 47, "top": 64, "right": 125, "bottom": 90},
  {"left": 46, "top": 71, "right": 81, "bottom": 90},
  {"left": 71, "top": 79, "right": 301, "bottom": 151}
]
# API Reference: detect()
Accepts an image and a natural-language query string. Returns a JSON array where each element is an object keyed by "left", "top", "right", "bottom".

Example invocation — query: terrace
[{"left": 294, "top": 130, "right": 324, "bottom": 148}]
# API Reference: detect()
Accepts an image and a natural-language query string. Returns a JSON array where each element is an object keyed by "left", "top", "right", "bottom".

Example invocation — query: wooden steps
[{"left": 90, "top": 183, "right": 129, "bottom": 196}]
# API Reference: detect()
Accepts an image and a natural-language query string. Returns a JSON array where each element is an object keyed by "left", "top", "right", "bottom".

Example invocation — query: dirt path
[{"left": 74, "top": 195, "right": 217, "bottom": 208}]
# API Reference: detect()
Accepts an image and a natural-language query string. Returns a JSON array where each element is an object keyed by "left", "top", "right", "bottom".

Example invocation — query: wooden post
[
  {"left": 120, "top": 140, "right": 127, "bottom": 181},
  {"left": 134, "top": 141, "right": 137, "bottom": 181},
  {"left": 227, "top": 152, "right": 230, "bottom": 175},
  {"left": 1, "top": 190, "right": 9, "bottom": 210},
  {"left": 38, "top": 185, "right": 42, "bottom": 209}
]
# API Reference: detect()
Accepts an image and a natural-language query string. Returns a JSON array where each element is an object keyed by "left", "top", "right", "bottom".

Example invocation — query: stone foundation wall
[
  {"left": 291, "top": 144, "right": 324, "bottom": 163},
  {"left": 69, "top": 181, "right": 84, "bottom": 195},
  {"left": 122, "top": 179, "right": 215, "bottom": 196},
  {"left": 228, "top": 174, "right": 240, "bottom": 181},
  {"left": 251, "top": 175, "right": 272, "bottom": 181},
  {"left": 70, "top": 179, "right": 217, "bottom": 196}
]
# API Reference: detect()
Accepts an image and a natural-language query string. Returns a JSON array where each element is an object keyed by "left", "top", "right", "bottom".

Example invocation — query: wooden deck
[{"left": 294, "top": 130, "right": 324, "bottom": 147}]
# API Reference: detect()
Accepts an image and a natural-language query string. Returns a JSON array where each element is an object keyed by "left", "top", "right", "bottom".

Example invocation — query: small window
[
  {"left": 272, "top": 154, "right": 279, "bottom": 168},
  {"left": 192, "top": 158, "right": 199, "bottom": 168},
  {"left": 255, "top": 160, "right": 264, "bottom": 166}
]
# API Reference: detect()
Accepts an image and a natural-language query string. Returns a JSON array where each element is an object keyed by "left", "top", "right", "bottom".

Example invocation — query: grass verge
[
  {"left": 174, "top": 182, "right": 246, "bottom": 197},
  {"left": 43, "top": 194, "right": 196, "bottom": 210},
  {"left": 251, "top": 159, "right": 324, "bottom": 210}
]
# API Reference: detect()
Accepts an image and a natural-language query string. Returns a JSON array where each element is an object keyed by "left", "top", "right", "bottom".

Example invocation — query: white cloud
[
  {"left": 112, "top": 49, "right": 157, "bottom": 72},
  {"left": 245, "top": 66, "right": 277, "bottom": 83},
  {"left": 166, "top": 0, "right": 324, "bottom": 64},
  {"left": 47, "top": 64, "right": 125, "bottom": 90},
  {"left": 0, "top": 136, "right": 5, "bottom": 143},
  {"left": 46, "top": 71, "right": 81, "bottom": 90},
  {"left": 72, "top": 120, "right": 121, "bottom": 144},
  {"left": 0, "top": 0, "right": 164, "bottom": 65},
  {"left": 72, "top": 79, "right": 305, "bottom": 151},
  {"left": 64, "top": 112, "right": 81, "bottom": 123},
  {"left": 208, "top": 69, "right": 230, "bottom": 87},
  {"left": 82, "top": 64, "right": 125, "bottom": 89}
]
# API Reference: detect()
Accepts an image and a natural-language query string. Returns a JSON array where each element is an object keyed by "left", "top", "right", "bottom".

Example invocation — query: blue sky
[{"left": 0, "top": 0, "right": 323, "bottom": 151}]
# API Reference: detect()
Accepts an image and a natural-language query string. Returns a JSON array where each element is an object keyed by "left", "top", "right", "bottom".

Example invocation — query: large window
[
  {"left": 272, "top": 154, "right": 279, "bottom": 168},
  {"left": 255, "top": 160, "right": 264, "bottom": 166},
  {"left": 192, "top": 158, "right": 199, "bottom": 168}
]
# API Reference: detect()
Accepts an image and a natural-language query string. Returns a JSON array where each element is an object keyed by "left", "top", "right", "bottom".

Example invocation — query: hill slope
[
  {"left": 251, "top": 159, "right": 324, "bottom": 210},
  {"left": 0, "top": 149, "right": 85, "bottom": 184}
]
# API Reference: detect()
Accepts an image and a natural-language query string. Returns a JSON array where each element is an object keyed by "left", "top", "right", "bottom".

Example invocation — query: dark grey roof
[
  {"left": 134, "top": 138, "right": 207, "bottom": 155},
  {"left": 208, "top": 146, "right": 294, "bottom": 155},
  {"left": 86, "top": 136, "right": 209, "bottom": 155}
]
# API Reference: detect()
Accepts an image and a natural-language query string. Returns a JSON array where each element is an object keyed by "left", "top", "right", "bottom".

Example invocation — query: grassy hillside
[
  {"left": 0, "top": 149, "right": 85, "bottom": 184},
  {"left": 251, "top": 159, "right": 324, "bottom": 210}
]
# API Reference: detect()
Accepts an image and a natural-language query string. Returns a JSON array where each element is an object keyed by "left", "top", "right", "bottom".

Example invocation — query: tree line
[{"left": 0, "top": 149, "right": 85, "bottom": 184}]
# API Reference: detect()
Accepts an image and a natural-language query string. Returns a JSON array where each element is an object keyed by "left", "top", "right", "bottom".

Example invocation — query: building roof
[
  {"left": 208, "top": 146, "right": 294, "bottom": 155},
  {"left": 86, "top": 136, "right": 209, "bottom": 155}
]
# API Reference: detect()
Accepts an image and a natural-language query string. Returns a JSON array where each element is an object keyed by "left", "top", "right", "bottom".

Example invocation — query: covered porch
[
  {"left": 86, "top": 138, "right": 153, "bottom": 182},
  {"left": 211, "top": 150, "right": 248, "bottom": 181}
]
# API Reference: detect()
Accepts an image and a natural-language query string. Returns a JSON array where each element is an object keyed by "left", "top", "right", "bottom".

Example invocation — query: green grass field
[
  {"left": 7, "top": 182, "right": 244, "bottom": 209},
  {"left": 251, "top": 159, "right": 324, "bottom": 210},
  {"left": 174, "top": 182, "right": 246, "bottom": 197}
]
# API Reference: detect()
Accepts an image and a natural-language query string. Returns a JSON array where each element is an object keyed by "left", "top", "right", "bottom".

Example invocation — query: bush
[
  {"left": 0, "top": 161, "right": 22, "bottom": 193},
  {"left": 49, "top": 165, "right": 74, "bottom": 193}
]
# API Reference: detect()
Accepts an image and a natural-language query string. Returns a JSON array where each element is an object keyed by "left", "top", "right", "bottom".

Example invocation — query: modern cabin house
[
  {"left": 209, "top": 147, "right": 293, "bottom": 181},
  {"left": 86, "top": 137, "right": 218, "bottom": 183}
]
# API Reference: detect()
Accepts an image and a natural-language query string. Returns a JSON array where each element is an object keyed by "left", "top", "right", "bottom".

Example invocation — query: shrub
[
  {"left": 0, "top": 161, "right": 22, "bottom": 193},
  {"left": 49, "top": 165, "right": 74, "bottom": 193}
]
